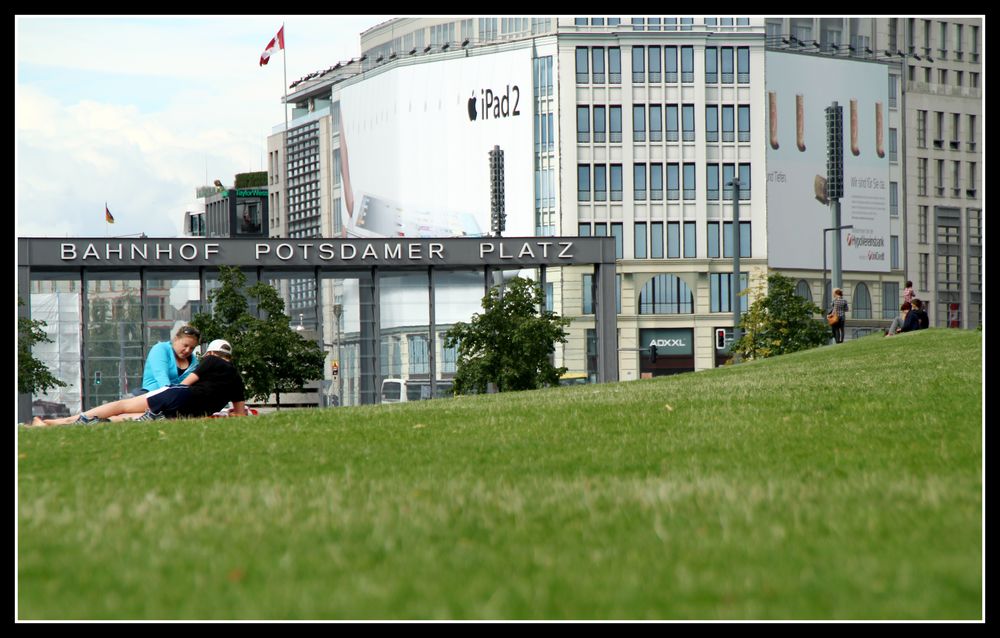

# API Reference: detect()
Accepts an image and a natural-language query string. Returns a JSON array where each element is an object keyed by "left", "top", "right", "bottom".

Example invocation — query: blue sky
[{"left": 16, "top": 15, "right": 387, "bottom": 238}]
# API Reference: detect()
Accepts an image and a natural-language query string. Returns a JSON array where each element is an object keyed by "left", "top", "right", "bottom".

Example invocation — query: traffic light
[
  {"left": 649, "top": 344, "right": 658, "bottom": 364},
  {"left": 825, "top": 104, "right": 844, "bottom": 201},
  {"left": 716, "top": 328, "right": 727, "bottom": 350},
  {"left": 489, "top": 145, "right": 505, "bottom": 236},
  {"left": 94, "top": 371, "right": 102, "bottom": 385}
]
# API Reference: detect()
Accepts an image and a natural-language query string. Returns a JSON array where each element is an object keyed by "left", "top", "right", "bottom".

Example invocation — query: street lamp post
[
  {"left": 823, "top": 224, "right": 853, "bottom": 309},
  {"left": 727, "top": 178, "right": 742, "bottom": 343}
]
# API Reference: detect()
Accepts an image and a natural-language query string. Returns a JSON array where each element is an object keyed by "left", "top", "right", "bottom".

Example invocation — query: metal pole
[
  {"left": 730, "top": 178, "right": 741, "bottom": 341},
  {"left": 832, "top": 200, "right": 843, "bottom": 290}
]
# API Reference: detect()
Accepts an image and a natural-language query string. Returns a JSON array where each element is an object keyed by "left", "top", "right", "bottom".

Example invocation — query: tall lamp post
[
  {"left": 727, "top": 178, "right": 742, "bottom": 342},
  {"left": 823, "top": 224, "right": 853, "bottom": 309}
]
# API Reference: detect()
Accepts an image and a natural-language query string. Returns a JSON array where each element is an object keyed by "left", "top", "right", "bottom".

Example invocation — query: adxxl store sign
[{"left": 639, "top": 328, "right": 694, "bottom": 357}]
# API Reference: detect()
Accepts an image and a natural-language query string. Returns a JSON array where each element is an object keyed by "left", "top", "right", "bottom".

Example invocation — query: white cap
[{"left": 206, "top": 339, "right": 232, "bottom": 356}]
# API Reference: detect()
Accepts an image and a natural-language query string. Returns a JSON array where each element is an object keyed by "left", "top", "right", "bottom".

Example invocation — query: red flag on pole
[
  {"left": 105, "top": 203, "right": 115, "bottom": 224},
  {"left": 260, "top": 25, "right": 285, "bottom": 66}
]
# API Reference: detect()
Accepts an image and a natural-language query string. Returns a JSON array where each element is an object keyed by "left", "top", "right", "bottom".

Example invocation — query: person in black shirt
[{"left": 31, "top": 340, "right": 247, "bottom": 426}]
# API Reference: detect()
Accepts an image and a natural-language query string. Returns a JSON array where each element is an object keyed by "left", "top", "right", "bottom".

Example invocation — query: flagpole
[{"left": 282, "top": 22, "right": 289, "bottom": 241}]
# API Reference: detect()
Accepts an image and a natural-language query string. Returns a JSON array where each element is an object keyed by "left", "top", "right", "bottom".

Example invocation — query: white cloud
[{"left": 16, "top": 15, "right": 388, "bottom": 239}]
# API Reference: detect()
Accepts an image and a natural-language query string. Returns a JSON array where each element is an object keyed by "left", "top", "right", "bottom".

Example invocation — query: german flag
[{"left": 105, "top": 203, "right": 115, "bottom": 224}]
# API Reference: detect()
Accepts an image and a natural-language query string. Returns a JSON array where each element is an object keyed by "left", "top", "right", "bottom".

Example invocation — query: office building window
[
  {"left": 648, "top": 46, "right": 661, "bottom": 82},
  {"left": 722, "top": 164, "right": 735, "bottom": 200},
  {"left": 593, "top": 106, "right": 606, "bottom": 143},
  {"left": 634, "top": 222, "right": 647, "bottom": 259},
  {"left": 737, "top": 47, "right": 750, "bottom": 83},
  {"left": 891, "top": 236, "right": 899, "bottom": 269},
  {"left": 576, "top": 47, "right": 589, "bottom": 83},
  {"left": 890, "top": 182, "right": 899, "bottom": 217},
  {"left": 738, "top": 105, "right": 750, "bottom": 142},
  {"left": 682, "top": 104, "right": 695, "bottom": 142},
  {"left": 683, "top": 163, "right": 696, "bottom": 200},
  {"left": 608, "top": 47, "right": 621, "bottom": 83},
  {"left": 666, "top": 163, "right": 680, "bottom": 201},
  {"left": 592, "top": 47, "right": 605, "bottom": 83},
  {"left": 721, "top": 47, "right": 734, "bottom": 83},
  {"left": 578, "top": 223, "right": 591, "bottom": 237},
  {"left": 917, "top": 110, "right": 927, "bottom": 148},
  {"left": 710, "top": 273, "right": 749, "bottom": 313},
  {"left": 722, "top": 106, "right": 735, "bottom": 142},
  {"left": 681, "top": 46, "right": 694, "bottom": 83},
  {"left": 666, "top": 105, "right": 679, "bottom": 142},
  {"left": 594, "top": 164, "right": 607, "bottom": 202},
  {"left": 639, "top": 274, "right": 694, "bottom": 314},
  {"left": 665, "top": 46, "right": 678, "bottom": 82},
  {"left": 582, "top": 274, "right": 594, "bottom": 314},
  {"left": 610, "top": 164, "right": 623, "bottom": 201},
  {"left": 649, "top": 105, "right": 662, "bottom": 142},
  {"left": 633, "top": 105, "right": 646, "bottom": 142},
  {"left": 667, "top": 222, "right": 680, "bottom": 259},
  {"left": 609, "top": 106, "right": 622, "bottom": 143},
  {"left": 723, "top": 222, "right": 751, "bottom": 258},
  {"left": 634, "top": 163, "right": 647, "bottom": 200},
  {"left": 853, "top": 283, "right": 872, "bottom": 319},
  {"left": 577, "top": 165, "right": 591, "bottom": 201},
  {"left": 889, "top": 128, "right": 898, "bottom": 163},
  {"left": 705, "top": 47, "right": 718, "bottom": 83},
  {"left": 611, "top": 223, "right": 623, "bottom": 259},
  {"left": 918, "top": 206, "right": 928, "bottom": 244},
  {"left": 650, "top": 163, "right": 663, "bottom": 200},
  {"left": 577, "top": 106, "right": 590, "bottom": 143},
  {"left": 650, "top": 222, "right": 664, "bottom": 259},
  {"left": 918, "top": 158, "right": 927, "bottom": 196},
  {"left": 738, "top": 164, "right": 750, "bottom": 200},
  {"left": 706, "top": 105, "right": 719, "bottom": 142},
  {"left": 683, "top": 222, "right": 697, "bottom": 258},
  {"left": 882, "top": 282, "right": 900, "bottom": 319},
  {"left": 632, "top": 46, "right": 645, "bottom": 82},
  {"left": 707, "top": 221, "right": 720, "bottom": 258},
  {"left": 706, "top": 164, "right": 720, "bottom": 200}
]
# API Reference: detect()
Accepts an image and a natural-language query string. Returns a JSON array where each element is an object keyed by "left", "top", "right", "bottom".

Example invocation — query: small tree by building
[
  {"left": 731, "top": 273, "right": 830, "bottom": 361},
  {"left": 190, "top": 266, "right": 326, "bottom": 408},
  {"left": 445, "top": 276, "right": 569, "bottom": 394},
  {"left": 18, "top": 298, "right": 68, "bottom": 395}
]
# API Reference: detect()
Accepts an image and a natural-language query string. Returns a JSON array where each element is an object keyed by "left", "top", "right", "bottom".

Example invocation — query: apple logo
[{"left": 467, "top": 92, "right": 477, "bottom": 121}]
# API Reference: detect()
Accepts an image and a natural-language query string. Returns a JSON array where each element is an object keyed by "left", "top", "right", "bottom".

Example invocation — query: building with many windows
[
  {"left": 266, "top": 16, "right": 950, "bottom": 396},
  {"left": 766, "top": 17, "right": 982, "bottom": 329}
]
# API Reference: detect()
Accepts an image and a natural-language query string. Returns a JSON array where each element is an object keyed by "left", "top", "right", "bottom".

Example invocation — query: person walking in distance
[{"left": 829, "top": 288, "right": 849, "bottom": 344}]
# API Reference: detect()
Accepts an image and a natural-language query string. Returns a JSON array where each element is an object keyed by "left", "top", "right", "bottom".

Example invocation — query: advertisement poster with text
[{"left": 765, "top": 52, "right": 890, "bottom": 272}]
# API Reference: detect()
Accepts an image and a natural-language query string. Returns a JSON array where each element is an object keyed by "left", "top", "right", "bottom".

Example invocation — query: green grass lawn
[{"left": 18, "top": 329, "right": 982, "bottom": 620}]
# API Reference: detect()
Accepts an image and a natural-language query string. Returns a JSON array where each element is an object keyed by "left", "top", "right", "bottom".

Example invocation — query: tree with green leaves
[
  {"left": 18, "top": 298, "right": 68, "bottom": 395},
  {"left": 445, "top": 276, "right": 570, "bottom": 395},
  {"left": 731, "top": 272, "right": 830, "bottom": 361},
  {"left": 190, "top": 267, "right": 326, "bottom": 408}
]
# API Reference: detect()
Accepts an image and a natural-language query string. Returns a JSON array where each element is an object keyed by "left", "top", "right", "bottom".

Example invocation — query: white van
[{"left": 380, "top": 379, "right": 454, "bottom": 403}]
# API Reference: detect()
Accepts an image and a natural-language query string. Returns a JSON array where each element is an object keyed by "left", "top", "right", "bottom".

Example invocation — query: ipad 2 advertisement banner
[
  {"left": 337, "top": 48, "right": 534, "bottom": 239},
  {"left": 765, "top": 52, "right": 890, "bottom": 273}
]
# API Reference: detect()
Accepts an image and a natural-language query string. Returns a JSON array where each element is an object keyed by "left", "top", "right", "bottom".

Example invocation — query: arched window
[
  {"left": 795, "top": 279, "right": 813, "bottom": 303},
  {"left": 638, "top": 274, "right": 693, "bottom": 314},
  {"left": 853, "top": 283, "right": 872, "bottom": 319}
]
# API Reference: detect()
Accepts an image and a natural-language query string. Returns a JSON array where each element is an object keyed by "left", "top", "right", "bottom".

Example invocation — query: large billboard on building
[
  {"left": 337, "top": 47, "right": 534, "bottom": 239},
  {"left": 765, "top": 52, "right": 890, "bottom": 272}
]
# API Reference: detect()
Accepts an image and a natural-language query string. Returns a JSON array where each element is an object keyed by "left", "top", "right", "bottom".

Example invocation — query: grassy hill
[{"left": 17, "top": 329, "right": 982, "bottom": 620}]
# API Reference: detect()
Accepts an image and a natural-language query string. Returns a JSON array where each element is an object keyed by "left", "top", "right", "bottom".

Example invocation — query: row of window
[
  {"left": 577, "top": 163, "right": 752, "bottom": 202},
  {"left": 578, "top": 220, "right": 752, "bottom": 260},
  {"left": 581, "top": 272, "right": 748, "bottom": 315},
  {"left": 575, "top": 18, "right": 751, "bottom": 29},
  {"left": 916, "top": 111, "right": 978, "bottom": 152},
  {"left": 915, "top": 158, "right": 978, "bottom": 198},
  {"left": 575, "top": 104, "right": 751, "bottom": 145},
  {"left": 575, "top": 46, "right": 750, "bottom": 85}
]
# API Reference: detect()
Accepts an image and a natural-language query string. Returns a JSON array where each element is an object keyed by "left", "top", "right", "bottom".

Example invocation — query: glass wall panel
[
  {"left": 320, "top": 273, "right": 372, "bottom": 407},
  {"left": 29, "top": 278, "right": 82, "bottom": 417},
  {"left": 380, "top": 272, "right": 431, "bottom": 401},
  {"left": 84, "top": 274, "right": 143, "bottom": 409}
]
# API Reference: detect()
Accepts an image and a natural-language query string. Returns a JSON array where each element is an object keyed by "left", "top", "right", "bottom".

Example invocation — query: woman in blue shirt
[{"left": 139, "top": 325, "right": 201, "bottom": 393}]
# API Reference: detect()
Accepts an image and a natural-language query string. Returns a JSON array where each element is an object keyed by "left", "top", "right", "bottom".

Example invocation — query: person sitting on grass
[
  {"left": 31, "top": 340, "right": 247, "bottom": 426},
  {"left": 885, "top": 302, "right": 911, "bottom": 336}
]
